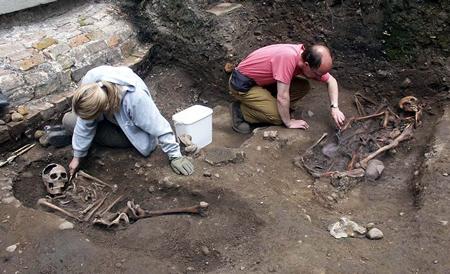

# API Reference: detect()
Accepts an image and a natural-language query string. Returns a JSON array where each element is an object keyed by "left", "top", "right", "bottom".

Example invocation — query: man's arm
[
  {"left": 277, "top": 81, "right": 309, "bottom": 129},
  {"left": 325, "top": 75, "right": 345, "bottom": 128}
]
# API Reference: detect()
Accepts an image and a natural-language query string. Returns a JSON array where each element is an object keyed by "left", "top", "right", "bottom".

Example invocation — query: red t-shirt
[{"left": 237, "top": 44, "right": 330, "bottom": 86}]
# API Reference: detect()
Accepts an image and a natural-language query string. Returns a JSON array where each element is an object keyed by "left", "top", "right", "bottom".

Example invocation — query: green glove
[{"left": 170, "top": 156, "right": 194, "bottom": 175}]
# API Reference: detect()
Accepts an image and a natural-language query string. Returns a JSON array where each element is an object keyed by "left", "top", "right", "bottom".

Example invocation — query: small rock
[
  {"left": 365, "top": 159, "right": 385, "bottom": 180},
  {"left": 263, "top": 130, "right": 278, "bottom": 141},
  {"left": 6, "top": 244, "right": 18, "bottom": 252},
  {"left": 0, "top": 120, "right": 5, "bottom": 125},
  {"left": 115, "top": 262, "right": 122, "bottom": 268},
  {"left": 400, "top": 77, "right": 412, "bottom": 88},
  {"left": 439, "top": 220, "right": 448, "bottom": 226},
  {"left": 399, "top": 212, "right": 405, "bottom": 216},
  {"left": 256, "top": 146, "right": 262, "bottom": 151},
  {"left": 186, "top": 267, "right": 195, "bottom": 271},
  {"left": 443, "top": 173, "right": 448, "bottom": 177},
  {"left": 224, "top": 62, "right": 234, "bottom": 73},
  {"left": 148, "top": 186, "right": 156, "bottom": 193},
  {"left": 201, "top": 246, "right": 210, "bottom": 255},
  {"left": 34, "top": 130, "right": 45, "bottom": 139},
  {"left": 11, "top": 112, "right": 24, "bottom": 122},
  {"left": 307, "top": 110, "right": 314, "bottom": 117},
  {"left": 433, "top": 260, "right": 438, "bottom": 264},
  {"left": 17, "top": 105, "right": 28, "bottom": 116},
  {"left": 203, "top": 171, "right": 212, "bottom": 177},
  {"left": 366, "top": 222, "right": 375, "bottom": 229},
  {"left": 367, "top": 228, "right": 383, "bottom": 240},
  {"left": 414, "top": 170, "right": 419, "bottom": 176},
  {"left": 214, "top": 173, "right": 220, "bottom": 178},
  {"left": 134, "top": 162, "right": 141, "bottom": 168},
  {"left": 58, "top": 221, "right": 74, "bottom": 230}
]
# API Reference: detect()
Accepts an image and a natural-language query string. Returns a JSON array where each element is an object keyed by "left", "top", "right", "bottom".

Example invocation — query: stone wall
[{"left": 0, "top": 2, "right": 152, "bottom": 145}]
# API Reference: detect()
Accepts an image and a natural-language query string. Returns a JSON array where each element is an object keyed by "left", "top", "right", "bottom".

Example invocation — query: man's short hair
[{"left": 301, "top": 46, "right": 322, "bottom": 69}]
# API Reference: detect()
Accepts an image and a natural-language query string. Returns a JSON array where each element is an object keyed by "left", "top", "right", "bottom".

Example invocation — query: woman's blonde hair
[{"left": 72, "top": 81, "right": 121, "bottom": 120}]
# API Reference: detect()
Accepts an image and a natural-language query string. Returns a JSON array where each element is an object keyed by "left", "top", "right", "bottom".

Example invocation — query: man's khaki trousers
[{"left": 229, "top": 76, "right": 310, "bottom": 125}]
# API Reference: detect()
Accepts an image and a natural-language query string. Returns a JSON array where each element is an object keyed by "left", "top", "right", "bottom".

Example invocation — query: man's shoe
[{"left": 230, "top": 102, "right": 251, "bottom": 134}]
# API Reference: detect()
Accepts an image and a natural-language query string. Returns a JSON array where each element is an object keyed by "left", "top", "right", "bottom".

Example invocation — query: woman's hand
[{"left": 69, "top": 157, "right": 81, "bottom": 176}]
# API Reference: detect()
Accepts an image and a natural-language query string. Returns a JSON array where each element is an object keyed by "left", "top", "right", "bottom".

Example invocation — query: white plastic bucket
[{"left": 172, "top": 105, "right": 213, "bottom": 149}]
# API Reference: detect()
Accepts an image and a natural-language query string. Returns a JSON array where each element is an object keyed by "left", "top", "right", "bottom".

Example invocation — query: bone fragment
[
  {"left": 37, "top": 198, "right": 81, "bottom": 221},
  {"left": 97, "top": 195, "right": 123, "bottom": 217},
  {"left": 359, "top": 124, "right": 413, "bottom": 168},
  {"left": 77, "top": 170, "right": 118, "bottom": 192},
  {"left": 83, "top": 196, "right": 107, "bottom": 222},
  {"left": 129, "top": 201, "right": 209, "bottom": 220},
  {"left": 342, "top": 111, "right": 386, "bottom": 131},
  {"left": 307, "top": 133, "right": 328, "bottom": 151}
]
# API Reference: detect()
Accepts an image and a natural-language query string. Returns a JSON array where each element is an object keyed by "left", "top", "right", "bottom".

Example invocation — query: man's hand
[
  {"left": 170, "top": 156, "right": 194, "bottom": 176},
  {"left": 287, "top": 119, "right": 309, "bottom": 129},
  {"left": 331, "top": 108, "right": 345, "bottom": 128},
  {"left": 69, "top": 157, "right": 81, "bottom": 176}
]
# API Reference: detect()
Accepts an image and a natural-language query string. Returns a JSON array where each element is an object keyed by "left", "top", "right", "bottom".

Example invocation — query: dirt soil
[{"left": 1, "top": 0, "right": 450, "bottom": 273}]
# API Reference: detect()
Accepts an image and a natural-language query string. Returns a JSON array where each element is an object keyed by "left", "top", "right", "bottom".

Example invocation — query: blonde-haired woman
[{"left": 62, "top": 65, "right": 194, "bottom": 176}]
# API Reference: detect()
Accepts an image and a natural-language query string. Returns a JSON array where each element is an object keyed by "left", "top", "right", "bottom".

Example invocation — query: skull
[
  {"left": 42, "top": 163, "right": 68, "bottom": 195},
  {"left": 399, "top": 96, "right": 419, "bottom": 112}
]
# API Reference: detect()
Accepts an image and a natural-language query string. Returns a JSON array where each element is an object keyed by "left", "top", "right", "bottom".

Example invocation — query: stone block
[
  {"left": 59, "top": 69, "right": 72, "bottom": 86},
  {"left": 8, "top": 49, "right": 34, "bottom": 62},
  {"left": 107, "top": 35, "right": 121, "bottom": 47},
  {"left": 28, "top": 101, "right": 55, "bottom": 120},
  {"left": 204, "top": 147, "right": 246, "bottom": 166},
  {"left": 86, "top": 40, "right": 107, "bottom": 54},
  {"left": 33, "top": 37, "right": 58, "bottom": 50},
  {"left": 69, "top": 34, "right": 90, "bottom": 48},
  {"left": 57, "top": 55, "right": 75, "bottom": 70},
  {"left": 85, "top": 30, "right": 106, "bottom": 41},
  {"left": 120, "top": 39, "right": 137, "bottom": 57},
  {"left": 0, "top": 125, "right": 10, "bottom": 144},
  {"left": 18, "top": 53, "right": 44, "bottom": 71},
  {"left": 0, "top": 73, "right": 25, "bottom": 91},
  {"left": 24, "top": 71, "right": 49, "bottom": 86},
  {"left": 48, "top": 94, "right": 70, "bottom": 113},
  {"left": 4, "top": 87, "right": 34, "bottom": 105},
  {"left": 23, "top": 107, "right": 43, "bottom": 128},
  {"left": 0, "top": 42, "right": 25, "bottom": 57},
  {"left": 7, "top": 120, "right": 26, "bottom": 140},
  {"left": 106, "top": 48, "right": 122, "bottom": 64},
  {"left": 34, "top": 75, "right": 60, "bottom": 98},
  {"left": 43, "top": 43, "right": 71, "bottom": 60},
  {"left": 70, "top": 45, "right": 90, "bottom": 66}
]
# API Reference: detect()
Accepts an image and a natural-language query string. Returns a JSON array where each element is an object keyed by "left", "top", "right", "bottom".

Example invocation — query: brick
[
  {"left": 69, "top": 45, "right": 90, "bottom": 66},
  {"left": 69, "top": 34, "right": 90, "bottom": 48},
  {"left": 0, "top": 73, "right": 25, "bottom": 91},
  {"left": 18, "top": 53, "right": 44, "bottom": 71},
  {"left": 33, "top": 37, "right": 58, "bottom": 50},
  {"left": 43, "top": 43, "right": 71, "bottom": 60},
  {"left": 23, "top": 107, "right": 42, "bottom": 127},
  {"left": 107, "top": 35, "right": 121, "bottom": 47},
  {"left": 120, "top": 39, "right": 136, "bottom": 57},
  {"left": 0, "top": 125, "right": 10, "bottom": 144}
]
